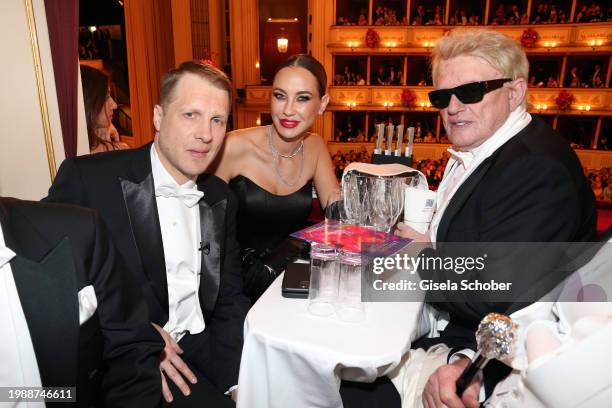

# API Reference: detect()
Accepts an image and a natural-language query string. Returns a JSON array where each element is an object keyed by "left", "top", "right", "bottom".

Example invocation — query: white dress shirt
[
  {"left": 0, "top": 225, "right": 45, "bottom": 408},
  {"left": 151, "top": 145, "right": 205, "bottom": 342}
]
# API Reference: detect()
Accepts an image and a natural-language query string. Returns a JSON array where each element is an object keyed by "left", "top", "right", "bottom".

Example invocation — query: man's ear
[
  {"left": 319, "top": 94, "right": 330, "bottom": 115},
  {"left": 153, "top": 105, "right": 163, "bottom": 133},
  {"left": 508, "top": 78, "right": 527, "bottom": 111}
]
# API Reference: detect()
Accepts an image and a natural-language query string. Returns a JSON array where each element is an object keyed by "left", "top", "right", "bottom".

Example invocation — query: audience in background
[
  {"left": 80, "top": 65, "right": 129, "bottom": 153},
  {"left": 530, "top": 3, "right": 570, "bottom": 23},
  {"left": 449, "top": 9, "right": 481, "bottom": 25},
  {"left": 575, "top": 3, "right": 605, "bottom": 22},
  {"left": 337, "top": 8, "right": 370, "bottom": 25},
  {"left": 335, "top": 120, "right": 364, "bottom": 142},
  {"left": 565, "top": 66, "right": 582, "bottom": 87},
  {"left": 411, "top": 4, "right": 445, "bottom": 25},
  {"left": 546, "top": 75, "right": 559, "bottom": 87},
  {"left": 331, "top": 147, "right": 371, "bottom": 178},
  {"left": 586, "top": 168, "right": 612, "bottom": 200},
  {"left": 528, "top": 66, "right": 560, "bottom": 88},
  {"left": 591, "top": 64, "right": 604, "bottom": 88},
  {"left": 339, "top": 2, "right": 606, "bottom": 26},
  {"left": 370, "top": 65, "right": 402, "bottom": 85},
  {"left": 334, "top": 65, "right": 366, "bottom": 86},
  {"left": 373, "top": 5, "right": 406, "bottom": 25},
  {"left": 563, "top": 64, "right": 607, "bottom": 88}
]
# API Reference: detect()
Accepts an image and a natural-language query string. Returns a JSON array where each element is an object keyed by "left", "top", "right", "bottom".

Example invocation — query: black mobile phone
[{"left": 281, "top": 262, "right": 310, "bottom": 299}]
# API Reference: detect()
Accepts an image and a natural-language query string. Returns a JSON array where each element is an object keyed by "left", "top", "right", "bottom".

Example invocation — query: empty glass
[
  {"left": 342, "top": 173, "right": 369, "bottom": 225},
  {"left": 335, "top": 250, "right": 365, "bottom": 322},
  {"left": 367, "top": 177, "right": 406, "bottom": 232},
  {"left": 308, "top": 243, "right": 339, "bottom": 317}
]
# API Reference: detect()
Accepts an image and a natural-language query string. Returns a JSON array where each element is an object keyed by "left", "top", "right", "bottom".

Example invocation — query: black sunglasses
[{"left": 428, "top": 78, "right": 512, "bottom": 109}]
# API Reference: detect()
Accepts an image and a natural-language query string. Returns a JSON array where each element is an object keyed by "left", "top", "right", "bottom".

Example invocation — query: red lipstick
[{"left": 280, "top": 119, "right": 300, "bottom": 129}]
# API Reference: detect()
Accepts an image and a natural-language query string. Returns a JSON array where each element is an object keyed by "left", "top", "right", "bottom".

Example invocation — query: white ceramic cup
[{"left": 403, "top": 186, "right": 436, "bottom": 234}]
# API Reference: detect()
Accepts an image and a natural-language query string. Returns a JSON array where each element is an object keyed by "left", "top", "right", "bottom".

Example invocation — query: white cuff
[
  {"left": 224, "top": 385, "right": 238, "bottom": 396},
  {"left": 448, "top": 348, "right": 475, "bottom": 363}
]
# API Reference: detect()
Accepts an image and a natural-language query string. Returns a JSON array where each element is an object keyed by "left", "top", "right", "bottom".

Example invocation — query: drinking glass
[
  {"left": 335, "top": 250, "right": 365, "bottom": 322},
  {"left": 308, "top": 243, "right": 339, "bottom": 317},
  {"left": 342, "top": 172, "right": 369, "bottom": 225}
]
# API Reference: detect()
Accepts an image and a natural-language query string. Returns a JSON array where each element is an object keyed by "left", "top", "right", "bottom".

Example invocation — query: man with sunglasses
[{"left": 393, "top": 29, "right": 596, "bottom": 408}]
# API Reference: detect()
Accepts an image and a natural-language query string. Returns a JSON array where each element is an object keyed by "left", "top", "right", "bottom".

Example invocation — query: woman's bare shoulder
[
  {"left": 225, "top": 126, "right": 266, "bottom": 152},
  {"left": 304, "top": 132, "right": 328, "bottom": 152},
  {"left": 215, "top": 126, "right": 267, "bottom": 180}
]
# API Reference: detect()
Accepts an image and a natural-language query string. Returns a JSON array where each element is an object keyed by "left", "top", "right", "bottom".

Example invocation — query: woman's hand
[
  {"left": 94, "top": 125, "right": 117, "bottom": 142},
  {"left": 108, "top": 123, "right": 120, "bottom": 141}
]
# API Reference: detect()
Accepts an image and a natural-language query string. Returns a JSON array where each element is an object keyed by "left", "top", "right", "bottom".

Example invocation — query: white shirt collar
[
  {"left": 0, "top": 224, "right": 16, "bottom": 269},
  {"left": 150, "top": 144, "right": 197, "bottom": 191}
]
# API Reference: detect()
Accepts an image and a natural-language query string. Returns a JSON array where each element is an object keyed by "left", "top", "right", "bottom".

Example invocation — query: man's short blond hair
[
  {"left": 160, "top": 60, "right": 232, "bottom": 109},
  {"left": 430, "top": 29, "right": 529, "bottom": 85}
]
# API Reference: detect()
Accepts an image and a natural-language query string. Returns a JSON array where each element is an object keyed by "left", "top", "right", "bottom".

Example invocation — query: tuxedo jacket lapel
[
  {"left": 197, "top": 175, "right": 228, "bottom": 315},
  {"left": 437, "top": 158, "right": 493, "bottom": 241},
  {"left": 0, "top": 201, "right": 78, "bottom": 388},
  {"left": 119, "top": 145, "right": 168, "bottom": 313},
  {"left": 198, "top": 200, "right": 225, "bottom": 314}
]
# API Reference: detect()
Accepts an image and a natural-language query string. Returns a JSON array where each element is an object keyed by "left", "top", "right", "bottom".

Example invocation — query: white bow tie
[
  {"left": 155, "top": 185, "right": 204, "bottom": 208},
  {"left": 0, "top": 245, "right": 16, "bottom": 269}
]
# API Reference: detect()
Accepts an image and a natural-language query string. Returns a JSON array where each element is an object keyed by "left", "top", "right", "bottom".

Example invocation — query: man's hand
[
  {"left": 422, "top": 357, "right": 480, "bottom": 408},
  {"left": 395, "top": 222, "right": 431, "bottom": 243},
  {"left": 231, "top": 389, "right": 238, "bottom": 402},
  {"left": 151, "top": 323, "right": 198, "bottom": 403}
]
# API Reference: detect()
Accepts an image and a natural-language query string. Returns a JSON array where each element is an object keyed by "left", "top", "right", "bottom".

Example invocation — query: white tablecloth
[{"left": 237, "top": 273, "right": 426, "bottom": 408}]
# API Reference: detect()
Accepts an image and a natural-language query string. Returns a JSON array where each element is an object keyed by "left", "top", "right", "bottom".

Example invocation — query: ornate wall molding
[
  {"left": 24, "top": 0, "right": 56, "bottom": 181},
  {"left": 328, "top": 23, "right": 612, "bottom": 54}
]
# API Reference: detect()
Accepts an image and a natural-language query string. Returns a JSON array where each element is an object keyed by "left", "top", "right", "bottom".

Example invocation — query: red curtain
[{"left": 44, "top": 0, "right": 79, "bottom": 157}]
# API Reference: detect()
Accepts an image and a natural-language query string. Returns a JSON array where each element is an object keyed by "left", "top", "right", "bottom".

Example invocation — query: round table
[{"left": 237, "top": 271, "right": 427, "bottom": 408}]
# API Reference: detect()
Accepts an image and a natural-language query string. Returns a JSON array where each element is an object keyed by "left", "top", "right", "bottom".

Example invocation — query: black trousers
[
  {"left": 163, "top": 374, "right": 234, "bottom": 408},
  {"left": 340, "top": 377, "right": 401, "bottom": 408},
  {"left": 161, "top": 332, "right": 235, "bottom": 408}
]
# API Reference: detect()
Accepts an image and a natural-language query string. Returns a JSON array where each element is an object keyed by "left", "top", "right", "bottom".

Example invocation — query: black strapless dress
[
  {"left": 229, "top": 175, "right": 313, "bottom": 300},
  {"left": 230, "top": 175, "right": 313, "bottom": 252}
]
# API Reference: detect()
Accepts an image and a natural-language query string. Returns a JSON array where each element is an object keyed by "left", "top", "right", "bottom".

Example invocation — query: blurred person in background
[{"left": 80, "top": 65, "right": 129, "bottom": 153}]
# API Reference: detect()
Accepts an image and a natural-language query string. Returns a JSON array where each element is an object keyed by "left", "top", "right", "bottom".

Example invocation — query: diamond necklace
[{"left": 268, "top": 125, "right": 304, "bottom": 187}]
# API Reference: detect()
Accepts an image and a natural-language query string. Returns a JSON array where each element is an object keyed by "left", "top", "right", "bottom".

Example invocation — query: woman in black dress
[{"left": 213, "top": 54, "right": 339, "bottom": 301}]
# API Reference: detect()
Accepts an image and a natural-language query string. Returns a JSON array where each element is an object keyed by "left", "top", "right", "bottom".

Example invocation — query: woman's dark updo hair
[{"left": 274, "top": 54, "right": 327, "bottom": 98}]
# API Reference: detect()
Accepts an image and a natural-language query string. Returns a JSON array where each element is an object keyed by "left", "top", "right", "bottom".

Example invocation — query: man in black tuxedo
[
  {"left": 45, "top": 61, "right": 249, "bottom": 406},
  {"left": 393, "top": 29, "right": 597, "bottom": 407},
  {"left": 0, "top": 197, "right": 163, "bottom": 407}
]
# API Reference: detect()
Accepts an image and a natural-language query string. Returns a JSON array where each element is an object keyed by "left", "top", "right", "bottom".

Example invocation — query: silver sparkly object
[
  {"left": 456, "top": 313, "right": 518, "bottom": 396},
  {"left": 476, "top": 313, "right": 518, "bottom": 360}
]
